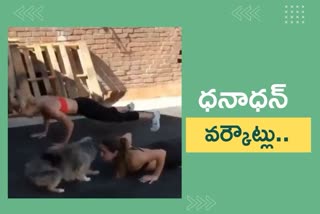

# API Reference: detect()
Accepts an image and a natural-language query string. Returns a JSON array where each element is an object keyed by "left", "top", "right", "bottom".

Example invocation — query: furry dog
[{"left": 25, "top": 136, "right": 99, "bottom": 193}]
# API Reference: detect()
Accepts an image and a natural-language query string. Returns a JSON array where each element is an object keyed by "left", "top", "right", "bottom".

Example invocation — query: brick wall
[{"left": 8, "top": 27, "right": 181, "bottom": 98}]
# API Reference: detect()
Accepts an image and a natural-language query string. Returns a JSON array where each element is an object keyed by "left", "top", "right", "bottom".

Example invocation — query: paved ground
[{"left": 8, "top": 109, "right": 181, "bottom": 198}]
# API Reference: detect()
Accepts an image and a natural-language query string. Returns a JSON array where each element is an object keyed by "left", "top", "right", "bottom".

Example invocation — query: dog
[{"left": 25, "top": 136, "right": 99, "bottom": 193}]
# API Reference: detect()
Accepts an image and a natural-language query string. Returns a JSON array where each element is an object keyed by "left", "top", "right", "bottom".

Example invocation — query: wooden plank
[
  {"left": 77, "top": 42, "right": 103, "bottom": 98},
  {"left": 26, "top": 42, "right": 80, "bottom": 48},
  {"left": 57, "top": 44, "right": 78, "bottom": 98},
  {"left": 33, "top": 45, "right": 53, "bottom": 94},
  {"left": 8, "top": 46, "right": 17, "bottom": 102},
  {"left": 22, "top": 48, "right": 41, "bottom": 97},
  {"left": 76, "top": 74, "right": 87, "bottom": 78},
  {"left": 9, "top": 45, "right": 32, "bottom": 97},
  {"left": 45, "top": 45, "right": 67, "bottom": 96},
  {"left": 66, "top": 47, "right": 89, "bottom": 97},
  {"left": 28, "top": 76, "right": 55, "bottom": 81}
]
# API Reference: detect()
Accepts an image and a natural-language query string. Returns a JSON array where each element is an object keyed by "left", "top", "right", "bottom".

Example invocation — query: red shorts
[{"left": 58, "top": 97, "right": 68, "bottom": 113}]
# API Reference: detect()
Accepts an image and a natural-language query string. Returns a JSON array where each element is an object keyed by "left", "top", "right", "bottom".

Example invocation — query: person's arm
[
  {"left": 55, "top": 112, "right": 74, "bottom": 144},
  {"left": 139, "top": 149, "right": 166, "bottom": 184},
  {"left": 30, "top": 115, "right": 50, "bottom": 139},
  {"left": 44, "top": 107, "right": 74, "bottom": 144},
  {"left": 115, "top": 163, "right": 127, "bottom": 179}
]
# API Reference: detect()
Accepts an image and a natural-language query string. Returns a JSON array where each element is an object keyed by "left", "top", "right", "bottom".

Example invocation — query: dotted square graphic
[{"left": 284, "top": 5, "right": 305, "bottom": 24}]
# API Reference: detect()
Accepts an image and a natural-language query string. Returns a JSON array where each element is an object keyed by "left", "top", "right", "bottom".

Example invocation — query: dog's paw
[
  {"left": 78, "top": 175, "right": 91, "bottom": 182},
  {"left": 83, "top": 176, "right": 91, "bottom": 182},
  {"left": 49, "top": 188, "right": 65, "bottom": 193},
  {"left": 57, "top": 188, "right": 65, "bottom": 193}
]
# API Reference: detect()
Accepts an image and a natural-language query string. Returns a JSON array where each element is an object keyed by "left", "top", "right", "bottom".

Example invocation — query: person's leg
[
  {"left": 139, "top": 111, "right": 161, "bottom": 131},
  {"left": 105, "top": 109, "right": 160, "bottom": 132},
  {"left": 114, "top": 102, "right": 135, "bottom": 113},
  {"left": 75, "top": 97, "right": 160, "bottom": 131}
]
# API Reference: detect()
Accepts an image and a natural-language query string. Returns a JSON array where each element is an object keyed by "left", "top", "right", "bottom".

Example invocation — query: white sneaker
[
  {"left": 127, "top": 102, "right": 135, "bottom": 111},
  {"left": 150, "top": 111, "right": 160, "bottom": 132}
]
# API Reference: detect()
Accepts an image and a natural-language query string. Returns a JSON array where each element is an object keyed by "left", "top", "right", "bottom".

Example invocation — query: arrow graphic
[
  {"left": 186, "top": 195, "right": 216, "bottom": 211},
  {"left": 13, "top": 5, "right": 44, "bottom": 22},
  {"left": 232, "top": 5, "right": 261, "bottom": 22}
]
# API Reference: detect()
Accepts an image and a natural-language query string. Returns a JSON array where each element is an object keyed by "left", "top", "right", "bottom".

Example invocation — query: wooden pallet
[{"left": 8, "top": 42, "right": 103, "bottom": 116}]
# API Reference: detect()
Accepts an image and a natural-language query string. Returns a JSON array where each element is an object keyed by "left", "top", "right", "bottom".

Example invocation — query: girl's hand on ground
[
  {"left": 139, "top": 175, "right": 159, "bottom": 184},
  {"left": 30, "top": 132, "right": 47, "bottom": 139}
]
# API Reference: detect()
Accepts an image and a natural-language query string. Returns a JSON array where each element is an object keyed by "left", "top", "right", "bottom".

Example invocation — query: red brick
[
  {"left": 85, "top": 39, "right": 95, "bottom": 45},
  {"left": 119, "top": 76, "right": 130, "bottom": 81},
  {"left": 119, "top": 65, "right": 130, "bottom": 71},
  {"left": 93, "top": 34, "right": 105, "bottom": 39},
  {"left": 29, "top": 37, "right": 41, "bottom": 42},
  {"left": 105, "top": 43, "right": 117, "bottom": 48},
  {"left": 144, "top": 78, "right": 154, "bottom": 83},
  {"left": 131, "top": 47, "right": 143, "bottom": 52},
  {"left": 133, "top": 28, "right": 144, "bottom": 33},
  {"left": 122, "top": 61, "right": 131, "bottom": 66},
  {"left": 86, "top": 29, "right": 94, "bottom": 34},
  {"left": 154, "top": 76, "right": 172, "bottom": 82},
  {"left": 112, "top": 28, "right": 123, "bottom": 33},
  {"left": 90, "top": 44, "right": 103, "bottom": 50},
  {"left": 67, "top": 35, "right": 81, "bottom": 41},
  {"left": 81, "top": 34, "right": 93, "bottom": 39},
  {"left": 111, "top": 57, "right": 123, "bottom": 61},
  {"left": 154, "top": 27, "right": 169, "bottom": 33},
  {"left": 99, "top": 28, "right": 107, "bottom": 34},
  {"left": 127, "top": 69, "right": 143, "bottom": 75},
  {"left": 73, "top": 29, "right": 85, "bottom": 35},
  {"left": 158, "top": 64, "right": 170, "bottom": 69},
  {"left": 130, "top": 61, "right": 141, "bottom": 65},
  {"left": 130, "top": 65, "right": 140, "bottom": 70},
  {"left": 32, "top": 31, "right": 46, "bottom": 37},
  {"left": 116, "top": 33, "right": 128, "bottom": 38},
  {"left": 108, "top": 48, "right": 121, "bottom": 53},
  {"left": 128, "top": 75, "right": 140, "bottom": 80},
  {"left": 114, "top": 70, "right": 126, "bottom": 76},
  {"left": 132, "top": 51, "right": 145, "bottom": 56},
  {"left": 17, "top": 31, "right": 31, "bottom": 37},
  {"left": 161, "top": 46, "right": 172, "bottom": 51},
  {"left": 111, "top": 61, "right": 123, "bottom": 66},
  {"left": 129, "top": 37, "right": 142, "bottom": 42},
  {"left": 170, "top": 64, "right": 180, "bottom": 68},
  {"left": 160, "top": 32, "right": 170, "bottom": 37},
  {"left": 129, "top": 79, "right": 143, "bottom": 84},
  {"left": 94, "top": 49, "right": 108, "bottom": 54},
  {"left": 126, "top": 83, "right": 145, "bottom": 88},
  {"left": 159, "top": 68, "right": 173, "bottom": 73},
  {"left": 123, "top": 28, "right": 134, "bottom": 33},
  {"left": 129, "top": 42, "right": 145, "bottom": 47},
  {"left": 46, "top": 31, "right": 57, "bottom": 36},
  {"left": 148, "top": 33, "right": 160, "bottom": 37},
  {"left": 130, "top": 33, "right": 147, "bottom": 38},
  {"left": 113, "top": 52, "right": 125, "bottom": 57},
  {"left": 95, "top": 39, "right": 107, "bottom": 44},
  {"left": 144, "top": 28, "right": 155, "bottom": 33},
  {"left": 105, "top": 33, "right": 113, "bottom": 39},
  {"left": 41, "top": 37, "right": 56, "bottom": 42},
  {"left": 102, "top": 53, "right": 113, "bottom": 58}
]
